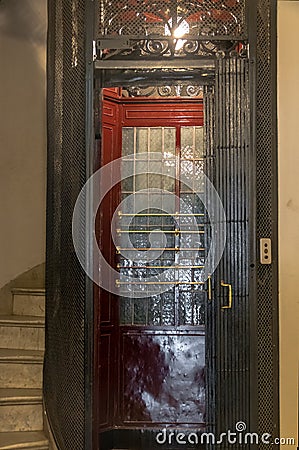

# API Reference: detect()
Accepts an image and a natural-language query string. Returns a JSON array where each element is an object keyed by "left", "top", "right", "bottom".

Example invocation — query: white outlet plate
[{"left": 260, "top": 238, "right": 272, "bottom": 264}]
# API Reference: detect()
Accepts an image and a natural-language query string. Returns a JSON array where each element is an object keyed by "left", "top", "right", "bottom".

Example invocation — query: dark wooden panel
[
  {"left": 98, "top": 333, "right": 112, "bottom": 427},
  {"left": 119, "top": 329, "right": 205, "bottom": 426},
  {"left": 95, "top": 97, "right": 121, "bottom": 434},
  {"left": 99, "top": 290, "right": 112, "bottom": 324},
  {"left": 96, "top": 122, "right": 115, "bottom": 326},
  {"left": 101, "top": 124, "right": 114, "bottom": 265},
  {"left": 99, "top": 99, "right": 120, "bottom": 324}
]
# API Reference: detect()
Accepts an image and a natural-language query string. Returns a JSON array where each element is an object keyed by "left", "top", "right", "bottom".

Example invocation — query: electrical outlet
[{"left": 260, "top": 238, "right": 272, "bottom": 264}]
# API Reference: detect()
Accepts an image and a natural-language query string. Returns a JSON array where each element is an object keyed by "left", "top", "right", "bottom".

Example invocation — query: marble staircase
[{"left": 0, "top": 289, "right": 48, "bottom": 450}]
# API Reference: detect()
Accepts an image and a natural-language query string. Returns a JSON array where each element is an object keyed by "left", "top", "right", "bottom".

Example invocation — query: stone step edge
[
  {"left": 0, "top": 349, "right": 44, "bottom": 364},
  {"left": 0, "top": 431, "right": 48, "bottom": 450},
  {"left": 11, "top": 288, "right": 45, "bottom": 296},
  {"left": 0, "top": 316, "right": 45, "bottom": 327},
  {"left": 0, "top": 389, "right": 42, "bottom": 406}
]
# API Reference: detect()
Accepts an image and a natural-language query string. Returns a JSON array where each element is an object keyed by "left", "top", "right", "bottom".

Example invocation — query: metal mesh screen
[
  {"left": 203, "top": 57, "right": 251, "bottom": 450},
  {"left": 203, "top": 86, "right": 217, "bottom": 450},
  {"left": 255, "top": 0, "right": 279, "bottom": 447},
  {"left": 98, "top": 0, "right": 247, "bottom": 38},
  {"left": 211, "top": 57, "right": 251, "bottom": 448},
  {"left": 96, "top": 0, "right": 247, "bottom": 59},
  {"left": 45, "top": 1, "right": 89, "bottom": 449}
]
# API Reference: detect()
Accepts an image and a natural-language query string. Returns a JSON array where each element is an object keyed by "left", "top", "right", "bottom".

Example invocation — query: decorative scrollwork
[
  {"left": 157, "top": 85, "right": 173, "bottom": 97},
  {"left": 186, "top": 85, "right": 203, "bottom": 97},
  {"left": 129, "top": 86, "right": 157, "bottom": 97},
  {"left": 182, "top": 40, "right": 199, "bottom": 54},
  {"left": 99, "top": 38, "right": 247, "bottom": 59},
  {"left": 124, "top": 84, "right": 203, "bottom": 98},
  {"left": 143, "top": 39, "right": 170, "bottom": 56},
  {"left": 99, "top": 0, "right": 246, "bottom": 38},
  {"left": 98, "top": 0, "right": 247, "bottom": 60}
]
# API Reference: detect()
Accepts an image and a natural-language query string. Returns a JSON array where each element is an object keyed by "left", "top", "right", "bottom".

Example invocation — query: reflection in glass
[{"left": 119, "top": 126, "right": 207, "bottom": 326}]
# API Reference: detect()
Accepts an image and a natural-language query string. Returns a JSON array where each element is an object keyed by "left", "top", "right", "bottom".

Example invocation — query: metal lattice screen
[
  {"left": 255, "top": 0, "right": 279, "bottom": 448},
  {"left": 98, "top": 0, "right": 247, "bottom": 38},
  {"left": 96, "top": 0, "right": 248, "bottom": 58},
  {"left": 203, "top": 57, "right": 251, "bottom": 449},
  {"left": 45, "top": 1, "right": 278, "bottom": 449},
  {"left": 45, "top": 1, "right": 90, "bottom": 449}
]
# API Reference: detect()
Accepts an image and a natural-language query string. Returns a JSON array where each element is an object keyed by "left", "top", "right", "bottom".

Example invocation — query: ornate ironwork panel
[
  {"left": 97, "top": 0, "right": 247, "bottom": 59},
  {"left": 122, "top": 84, "right": 203, "bottom": 97}
]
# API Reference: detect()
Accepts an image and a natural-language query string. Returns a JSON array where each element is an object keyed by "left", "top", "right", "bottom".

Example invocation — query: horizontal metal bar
[
  {"left": 117, "top": 264, "right": 204, "bottom": 269},
  {"left": 118, "top": 212, "right": 205, "bottom": 217},
  {"left": 116, "top": 247, "right": 205, "bottom": 252},
  {"left": 95, "top": 59, "right": 215, "bottom": 70},
  {"left": 179, "top": 191, "right": 205, "bottom": 194},
  {"left": 118, "top": 157, "right": 205, "bottom": 161},
  {"left": 97, "top": 35, "right": 245, "bottom": 44},
  {"left": 102, "top": 68, "right": 215, "bottom": 87},
  {"left": 180, "top": 158, "right": 205, "bottom": 161},
  {"left": 97, "top": 37, "right": 132, "bottom": 49},
  {"left": 116, "top": 280, "right": 205, "bottom": 286},
  {"left": 119, "top": 158, "right": 177, "bottom": 162},
  {"left": 116, "top": 229, "right": 204, "bottom": 234}
]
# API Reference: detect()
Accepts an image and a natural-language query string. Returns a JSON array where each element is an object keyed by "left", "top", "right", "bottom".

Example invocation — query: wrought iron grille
[
  {"left": 45, "top": 1, "right": 92, "bottom": 449},
  {"left": 255, "top": 0, "right": 279, "bottom": 448},
  {"left": 122, "top": 84, "right": 203, "bottom": 98},
  {"left": 97, "top": 0, "right": 247, "bottom": 58},
  {"left": 203, "top": 57, "right": 251, "bottom": 449}
]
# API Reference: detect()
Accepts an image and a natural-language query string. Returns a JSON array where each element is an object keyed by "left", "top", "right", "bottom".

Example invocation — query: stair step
[
  {"left": 0, "top": 389, "right": 43, "bottom": 432},
  {"left": 0, "top": 317, "right": 44, "bottom": 351},
  {"left": 12, "top": 289, "right": 45, "bottom": 318},
  {"left": 0, "top": 431, "right": 48, "bottom": 449},
  {"left": 0, "top": 389, "right": 42, "bottom": 405},
  {"left": 0, "top": 349, "right": 43, "bottom": 389}
]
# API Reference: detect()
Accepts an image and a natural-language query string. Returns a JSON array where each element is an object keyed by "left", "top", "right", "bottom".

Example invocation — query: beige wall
[
  {"left": 278, "top": 2, "right": 299, "bottom": 448},
  {"left": 0, "top": 0, "right": 47, "bottom": 303}
]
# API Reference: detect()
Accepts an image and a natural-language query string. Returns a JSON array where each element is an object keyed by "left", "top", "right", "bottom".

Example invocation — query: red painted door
[{"left": 96, "top": 88, "right": 207, "bottom": 445}]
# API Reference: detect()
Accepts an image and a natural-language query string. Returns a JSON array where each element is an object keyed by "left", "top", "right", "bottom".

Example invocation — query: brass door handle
[{"left": 220, "top": 281, "right": 233, "bottom": 309}]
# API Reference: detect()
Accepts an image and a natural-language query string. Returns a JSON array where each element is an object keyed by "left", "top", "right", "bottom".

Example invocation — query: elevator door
[
  {"left": 97, "top": 89, "right": 211, "bottom": 439},
  {"left": 118, "top": 123, "right": 206, "bottom": 426}
]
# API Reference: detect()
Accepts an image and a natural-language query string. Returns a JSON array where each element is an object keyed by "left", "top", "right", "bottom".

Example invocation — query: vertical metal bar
[
  {"left": 212, "top": 52, "right": 252, "bottom": 442},
  {"left": 131, "top": 298, "right": 134, "bottom": 325},
  {"left": 254, "top": 1, "right": 279, "bottom": 446},
  {"left": 193, "top": 125, "right": 196, "bottom": 160},
  {"left": 85, "top": 0, "right": 95, "bottom": 447},
  {"left": 146, "top": 127, "right": 150, "bottom": 325},
  {"left": 133, "top": 127, "right": 136, "bottom": 209},
  {"left": 145, "top": 297, "right": 149, "bottom": 326},
  {"left": 237, "top": 57, "right": 243, "bottom": 428},
  {"left": 247, "top": 1, "right": 259, "bottom": 445},
  {"left": 174, "top": 126, "right": 181, "bottom": 325}
]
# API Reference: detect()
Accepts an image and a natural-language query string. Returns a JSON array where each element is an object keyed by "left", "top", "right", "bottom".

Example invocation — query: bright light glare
[
  {"left": 173, "top": 20, "right": 189, "bottom": 39},
  {"left": 165, "top": 18, "right": 189, "bottom": 50}
]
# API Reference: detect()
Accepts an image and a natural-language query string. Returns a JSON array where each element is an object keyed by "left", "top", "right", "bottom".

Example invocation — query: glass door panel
[{"left": 118, "top": 126, "right": 207, "bottom": 327}]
